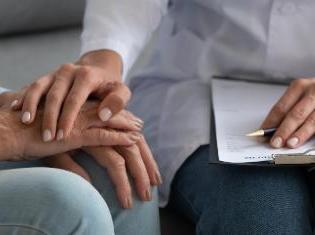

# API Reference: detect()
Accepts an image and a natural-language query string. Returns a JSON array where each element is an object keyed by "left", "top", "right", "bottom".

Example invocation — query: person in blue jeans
[{"left": 0, "top": 95, "right": 160, "bottom": 235}]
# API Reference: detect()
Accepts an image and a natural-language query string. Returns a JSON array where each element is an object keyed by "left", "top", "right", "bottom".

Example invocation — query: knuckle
[
  {"left": 306, "top": 91, "right": 315, "bottom": 102},
  {"left": 113, "top": 157, "right": 126, "bottom": 170},
  {"left": 124, "top": 145, "right": 139, "bottom": 155},
  {"left": 60, "top": 63, "right": 75, "bottom": 72},
  {"left": 307, "top": 115, "right": 315, "bottom": 126},
  {"left": 291, "top": 79, "right": 307, "bottom": 88},
  {"left": 46, "top": 91, "right": 59, "bottom": 103},
  {"left": 77, "top": 65, "right": 91, "bottom": 78},
  {"left": 108, "top": 94, "right": 125, "bottom": 110},
  {"left": 30, "top": 81, "right": 42, "bottom": 90},
  {"left": 98, "top": 130, "right": 110, "bottom": 142},
  {"left": 115, "top": 131, "right": 124, "bottom": 142},
  {"left": 66, "top": 95, "right": 79, "bottom": 107},
  {"left": 271, "top": 102, "right": 287, "bottom": 116},
  {"left": 77, "top": 74, "right": 93, "bottom": 87},
  {"left": 289, "top": 108, "right": 306, "bottom": 121}
]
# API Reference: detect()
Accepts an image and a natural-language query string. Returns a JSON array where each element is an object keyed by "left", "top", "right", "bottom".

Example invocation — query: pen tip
[{"left": 246, "top": 130, "right": 264, "bottom": 137}]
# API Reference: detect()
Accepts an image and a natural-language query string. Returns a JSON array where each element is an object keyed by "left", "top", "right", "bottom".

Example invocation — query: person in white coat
[{"left": 10, "top": 0, "right": 315, "bottom": 234}]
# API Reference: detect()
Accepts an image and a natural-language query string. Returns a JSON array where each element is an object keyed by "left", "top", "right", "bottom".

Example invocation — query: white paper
[{"left": 212, "top": 79, "right": 315, "bottom": 163}]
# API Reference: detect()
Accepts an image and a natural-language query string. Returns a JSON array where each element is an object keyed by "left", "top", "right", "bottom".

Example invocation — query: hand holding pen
[{"left": 254, "top": 78, "right": 315, "bottom": 149}]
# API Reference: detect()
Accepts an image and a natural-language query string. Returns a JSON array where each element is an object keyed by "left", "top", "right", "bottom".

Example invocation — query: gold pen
[{"left": 246, "top": 128, "right": 277, "bottom": 137}]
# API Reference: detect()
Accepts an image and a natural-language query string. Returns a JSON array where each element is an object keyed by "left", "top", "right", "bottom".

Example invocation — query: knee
[
  {"left": 0, "top": 167, "right": 114, "bottom": 235},
  {"left": 196, "top": 168, "right": 313, "bottom": 235}
]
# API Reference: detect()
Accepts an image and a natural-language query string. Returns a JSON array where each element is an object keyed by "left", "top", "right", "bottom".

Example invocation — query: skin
[
  {"left": 262, "top": 78, "right": 315, "bottom": 149},
  {"left": 2, "top": 90, "right": 162, "bottom": 209},
  {"left": 12, "top": 50, "right": 130, "bottom": 141},
  {"left": 0, "top": 102, "right": 141, "bottom": 161}
]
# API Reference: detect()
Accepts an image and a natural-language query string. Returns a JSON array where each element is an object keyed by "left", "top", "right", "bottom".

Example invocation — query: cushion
[{"left": 0, "top": 0, "right": 85, "bottom": 35}]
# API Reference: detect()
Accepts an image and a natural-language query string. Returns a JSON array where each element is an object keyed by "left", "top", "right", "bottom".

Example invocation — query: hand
[
  {"left": 0, "top": 103, "right": 141, "bottom": 161},
  {"left": 45, "top": 112, "right": 162, "bottom": 209},
  {"left": 261, "top": 78, "right": 315, "bottom": 148},
  {"left": 46, "top": 139, "right": 162, "bottom": 209},
  {"left": 11, "top": 50, "right": 131, "bottom": 141}
]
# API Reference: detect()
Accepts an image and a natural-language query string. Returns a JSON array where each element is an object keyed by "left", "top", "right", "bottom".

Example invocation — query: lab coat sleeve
[
  {"left": 0, "top": 87, "right": 10, "bottom": 94},
  {"left": 80, "top": 0, "right": 168, "bottom": 79}
]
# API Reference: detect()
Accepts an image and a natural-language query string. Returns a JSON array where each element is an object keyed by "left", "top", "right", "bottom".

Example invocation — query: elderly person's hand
[
  {"left": 1, "top": 91, "right": 162, "bottom": 208},
  {"left": 45, "top": 110, "right": 162, "bottom": 209},
  {"left": 0, "top": 102, "right": 140, "bottom": 161},
  {"left": 262, "top": 78, "right": 315, "bottom": 148},
  {"left": 11, "top": 50, "right": 130, "bottom": 141}
]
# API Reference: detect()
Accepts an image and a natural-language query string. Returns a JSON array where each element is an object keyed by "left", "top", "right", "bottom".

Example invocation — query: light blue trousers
[{"left": 0, "top": 151, "right": 160, "bottom": 235}]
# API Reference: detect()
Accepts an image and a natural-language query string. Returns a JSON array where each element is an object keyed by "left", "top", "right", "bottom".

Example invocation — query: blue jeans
[
  {"left": 169, "top": 145, "right": 315, "bottom": 234},
  {"left": 0, "top": 151, "right": 160, "bottom": 235}
]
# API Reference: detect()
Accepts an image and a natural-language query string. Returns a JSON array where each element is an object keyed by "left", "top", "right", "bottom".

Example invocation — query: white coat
[{"left": 81, "top": 0, "right": 315, "bottom": 206}]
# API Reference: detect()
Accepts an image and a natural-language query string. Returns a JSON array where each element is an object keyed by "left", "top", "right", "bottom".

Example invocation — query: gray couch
[{"left": 0, "top": 2, "right": 195, "bottom": 234}]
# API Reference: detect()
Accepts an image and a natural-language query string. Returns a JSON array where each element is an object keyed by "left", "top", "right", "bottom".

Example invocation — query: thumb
[{"left": 98, "top": 83, "right": 131, "bottom": 122}]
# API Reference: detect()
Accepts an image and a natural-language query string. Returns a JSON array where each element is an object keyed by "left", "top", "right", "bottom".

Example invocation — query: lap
[
  {"left": 169, "top": 145, "right": 314, "bottom": 235},
  {"left": 0, "top": 167, "right": 114, "bottom": 235},
  {"left": 0, "top": 152, "right": 160, "bottom": 235}
]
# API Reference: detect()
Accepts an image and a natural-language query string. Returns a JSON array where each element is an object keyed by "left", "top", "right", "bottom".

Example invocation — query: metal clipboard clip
[{"left": 272, "top": 148, "right": 315, "bottom": 165}]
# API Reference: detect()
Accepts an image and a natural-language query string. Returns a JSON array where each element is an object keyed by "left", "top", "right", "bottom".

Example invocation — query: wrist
[{"left": 78, "top": 49, "right": 123, "bottom": 80}]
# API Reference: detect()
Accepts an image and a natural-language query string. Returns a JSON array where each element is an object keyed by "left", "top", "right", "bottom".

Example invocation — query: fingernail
[
  {"left": 134, "top": 118, "right": 144, "bottom": 125},
  {"left": 124, "top": 197, "right": 133, "bottom": 209},
  {"left": 155, "top": 172, "right": 163, "bottom": 185},
  {"left": 133, "top": 121, "right": 143, "bottom": 130},
  {"left": 10, "top": 100, "right": 18, "bottom": 108},
  {"left": 99, "top": 108, "right": 112, "bottom": 122},
  {"left": 287, "top": 137, "right": 299, "bottom": 148},
  {"left": 145, "top": 189, "right": 152, "bottom": 201},
  {"left": 21, "top": 111, "right": 31, "bottom": 123},
  {"left": 56, "top": 129, "right": 64, "bottom": 140},
  {"left": 271, "top": 136, "right": 283, "bottom": 148},
  {"left": 43, "top": 129, "right": 52, "bottom": 142}
]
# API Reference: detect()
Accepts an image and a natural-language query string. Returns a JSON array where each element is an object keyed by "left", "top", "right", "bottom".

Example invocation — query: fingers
[
  {"left": 98, "top": 83, "right": 131, "bottom": 122},
  {"left": 82, "top": 128, "right": 142, "bottom": 146},
  {"left": 20, "top": 75, "right": 54, "bottom": 124},
  {"left": 57, "top": 67, "right": 96, "bottom": 138},
  {"left": 42, "top": 64, "right": 76, "bottom": 141},
  {"left": 84, "top": 147, "right": 133, "bottom": 209},
  {"left": 105, "top": 110, "right": 144, "bottom": 131},
  {"left": 270, "top": 87, "right": 315, "bottom": 148},
  {"left": 286, "top": 111, "right": 315, "bottom": 148},
  {"left": 261, "top": 79, "right": 307, "bottom": 129},
  {"left": 137, "top": 135, "right": 162, "bottom": 186},
  {"left": 116, "top": 145, "right": 152, "bottom": 202},
  {"left": 44, "top": 153, "right": 91, "bottom": 181}
]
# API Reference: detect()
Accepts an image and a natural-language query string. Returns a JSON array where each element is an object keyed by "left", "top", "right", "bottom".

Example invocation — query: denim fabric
[
  {"left": 169, "top": 145, "right": 315, "bottom": 235},
  {"left": 0, "top": 151, "right": 160, "bottom": 235},
  {"left": 0, "top": 167, "right": 114, "bottom": 235}
]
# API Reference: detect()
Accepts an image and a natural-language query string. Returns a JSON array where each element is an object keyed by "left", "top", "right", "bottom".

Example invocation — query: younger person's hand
[
  {"left": 262, "top": 78, "right": 315, "bottom": 148},
  {"left": 11, "top": 50, "right": 131, "bottom": 141}
]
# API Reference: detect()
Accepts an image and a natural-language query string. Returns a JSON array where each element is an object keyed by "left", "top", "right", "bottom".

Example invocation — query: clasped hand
[{"left": 1, "top": 90, "right": 162, "bottom": 209}]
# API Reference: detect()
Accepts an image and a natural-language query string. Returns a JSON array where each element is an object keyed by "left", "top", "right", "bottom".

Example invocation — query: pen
[{"left": 246, "top": 128, "right": 277, "bottom": 137}]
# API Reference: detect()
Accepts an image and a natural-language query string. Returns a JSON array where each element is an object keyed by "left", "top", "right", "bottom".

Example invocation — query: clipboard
[
  {"left": 208, "top": 112, "right": 315, "bottom": 167},
  {"left": 209, "top": 77, "right": 315, "bottom": 167}
]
